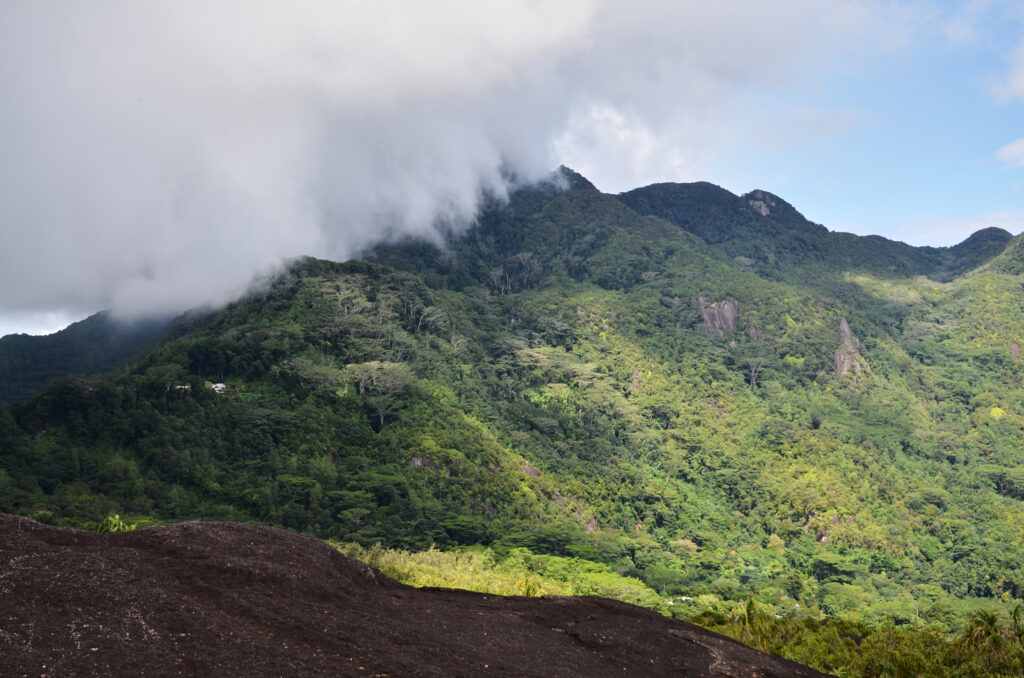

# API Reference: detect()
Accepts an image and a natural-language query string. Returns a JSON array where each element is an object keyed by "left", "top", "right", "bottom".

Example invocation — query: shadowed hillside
[{"left": 0, "top": 311, "right": 170, "bottom": 406}]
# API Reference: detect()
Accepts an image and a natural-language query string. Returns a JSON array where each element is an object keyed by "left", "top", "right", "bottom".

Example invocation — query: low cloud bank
[{"left": 0, "top": 1, "right": 910, "bottom": 330}]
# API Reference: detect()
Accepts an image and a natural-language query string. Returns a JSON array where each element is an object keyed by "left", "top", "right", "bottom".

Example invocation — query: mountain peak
[
  {"left": 954, "top": 226, "right": 1013, "bottom": 248},
  {"left": 742, "top": 189, "right": 791, "bottom": 218},
  {"left": 555, "top": 165, "right": 599, "bottom": 192},
  {"left": 983, "top": 230, "right": 1024, "bottom": 275}
]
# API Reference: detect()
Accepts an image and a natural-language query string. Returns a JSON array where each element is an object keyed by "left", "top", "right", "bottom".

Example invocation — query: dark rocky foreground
[{"left": 1, "top": 515, "right": 831, "bottom": 677}]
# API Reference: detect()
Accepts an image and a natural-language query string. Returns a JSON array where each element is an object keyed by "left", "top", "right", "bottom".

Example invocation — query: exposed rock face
[
  {"left": 695, "top": 298, "right": 739, "bottom": 338},
  {"left": 747, "top": 190, "right": 777, "bottom": 217},
  {"left": 0, "top": 515, "right": 831, "bottom": 678},
  {"left": 520, "top": 463, "right": 540, "bottom": 477},
  {"left": 834, "top": 317, "right": 869, "bottom": 378}
]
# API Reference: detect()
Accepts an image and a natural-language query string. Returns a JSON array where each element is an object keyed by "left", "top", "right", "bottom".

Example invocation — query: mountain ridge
[
  {"left": 0, "top": 310, "right": 171, "bottom": 406},
  {"left": 4, "top": 169, "right": 1024, "bottom": 674},
  {"left": 617, "top": 178, "right": 1014, "bottom": 283}
]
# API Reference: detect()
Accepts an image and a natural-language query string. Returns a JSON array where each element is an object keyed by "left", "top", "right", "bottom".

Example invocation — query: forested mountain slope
[
  {"left": 618, "top": 181, "right": 1012, "bottom": 283},
  {"left": 0, "top": 311, "right": 170, "bottom": 406},
  {"left": 3, "top": 170, "right": 1024, "bottom": 674}
]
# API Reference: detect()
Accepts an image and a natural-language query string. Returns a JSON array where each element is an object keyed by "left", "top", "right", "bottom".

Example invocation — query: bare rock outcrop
[
  {"left": 695, "top": 298, "right": 739, "bottom": 338},
  {"left": 0, "top": 514, "right": 830, "bottom": 678},
  {"left": 834, "top": 317, "right": 869, "bottom": 379},
  {"left": 747, "top": 190, "right": 777, "bottom": 217}
]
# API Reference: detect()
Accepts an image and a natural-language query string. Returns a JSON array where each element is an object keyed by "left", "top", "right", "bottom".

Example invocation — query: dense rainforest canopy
[{"left": 4, "top": 168, "right": 1024, "bottom": 675}]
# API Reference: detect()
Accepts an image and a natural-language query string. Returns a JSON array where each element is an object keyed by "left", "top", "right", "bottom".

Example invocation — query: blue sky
[
  {"left": 728, "top": 4, "right": 1024, "bottom": 246},
  {"left": 560, "top": 1, "right": 1024, "bottom": 247},
  {"left": 1, "top": 1, "right": 1022, "bottom": 337}
]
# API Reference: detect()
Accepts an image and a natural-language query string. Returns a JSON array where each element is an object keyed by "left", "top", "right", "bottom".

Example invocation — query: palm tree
[
  {"left": 731, "top": 598, "right": 773, "bottom": 652},
  {"left": 958, "top": 609, "right": 1008, "bottom": 674}
]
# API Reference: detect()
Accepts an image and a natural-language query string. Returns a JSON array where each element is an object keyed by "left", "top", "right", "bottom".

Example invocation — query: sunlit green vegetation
[
  {"left": 3, "top": 171, "right": 1024, "bottom": 676},
  {"left": 334, "top": 542, "right": 664, "bottom": 611},
  {"left": 340, "top": 540, "right": 1024, "bottom": 677}
]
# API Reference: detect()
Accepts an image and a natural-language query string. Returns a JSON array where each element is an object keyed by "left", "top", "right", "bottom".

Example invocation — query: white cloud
[
  {"left": 554, "top": 106, "right": 692, "bottom": 192},
  {"left": 0, "top": 0, "right": 926, "bottom": 325},
  {"left": 0, "top": 310, "right": 80, "bottom": 338},
  {"left": 984, "top": 1, "right": 1024, "bottom": 102},
  {"left": 0, "top": 1, "right": 586, "bottom": 321},
  {"left": 939, "top": 0, "right": 1000, "bottom": 46},
  {"left": 994, "top": 43, "right": 1024, "bottom": 101},
  {"left": 917, "top": 1, "right": 1024, "bottom": 102},
  {"left": 997, "top": 138, "right": 1024, "bottom": 168}
]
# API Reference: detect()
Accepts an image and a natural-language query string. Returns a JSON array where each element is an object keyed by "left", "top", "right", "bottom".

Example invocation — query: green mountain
[
  {"left": 0, "top": 311, "right": 170, "bottom": 406},
  {"left": 984, "top": 231, "right": 1024, "bottom": 276},
  {"left": 618, "top": 181, "right": 1013, "bottom": 284},
  {"left": 3, "top": 169, "right": 1024, "bottom": 674}
]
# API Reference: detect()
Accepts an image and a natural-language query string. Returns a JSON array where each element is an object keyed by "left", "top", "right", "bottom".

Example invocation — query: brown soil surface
[{"left": 1, "top": 515, "right": 831, "bottom": 677}]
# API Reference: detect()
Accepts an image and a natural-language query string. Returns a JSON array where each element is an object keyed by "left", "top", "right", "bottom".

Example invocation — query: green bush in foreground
[
  {"left": 96, "top": 513, "right": 136, "bottom": 532},
  {"left": 333, "top": 541, "right": 665, "bottom": 613}
]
